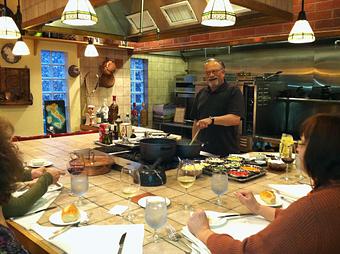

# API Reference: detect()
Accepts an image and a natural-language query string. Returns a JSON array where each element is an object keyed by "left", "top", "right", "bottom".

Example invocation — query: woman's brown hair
[
  {"left": 301, "top": 113, "right": 340, "bottom": 188},
  {"left": 0, "top": 117, "right": 23, "bottom": 205}
]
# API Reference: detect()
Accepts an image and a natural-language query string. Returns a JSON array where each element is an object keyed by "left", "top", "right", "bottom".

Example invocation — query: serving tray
[{"left": 203, "top": 168, "right": 266, "bottom": 182}]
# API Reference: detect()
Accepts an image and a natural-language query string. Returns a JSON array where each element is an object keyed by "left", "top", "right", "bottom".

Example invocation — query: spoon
[{"left": 189, "top": 129, "right": 200, "bottom": 146}]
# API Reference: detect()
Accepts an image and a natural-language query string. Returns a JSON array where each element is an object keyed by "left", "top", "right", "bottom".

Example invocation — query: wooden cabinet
[{"left": 0, "top": 67, "right": 32, "bottom": 105}]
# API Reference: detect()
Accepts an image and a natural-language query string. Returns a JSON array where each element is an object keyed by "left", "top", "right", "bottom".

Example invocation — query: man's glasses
[{"left": 205, "top": 68, "right": 223, "bottom": 76}]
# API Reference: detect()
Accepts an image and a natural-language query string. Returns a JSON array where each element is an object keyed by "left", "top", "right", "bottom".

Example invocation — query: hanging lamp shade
[
  {"left": 84, "top": 38, "right": 98, "bottom": 57},
  {"left": 201, "top": 0, "right": 236, "bottom": 27},
  {"left": 0, "top": 16, "right": 21, "bottom": 39},
  {"left": 288, "top": 0, "right": 315, "bottom": 44},
  {"left": 12, "top": 37, "right": 30, "bottom": 55},
  {"left": 61, "top": 0, "right": 98, "bottom": 26}
]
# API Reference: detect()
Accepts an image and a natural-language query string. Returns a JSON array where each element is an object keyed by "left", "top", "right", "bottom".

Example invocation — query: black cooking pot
[
  {"left": 139, "top": 158, "right": 167, "bottom": 186},
  {"left": 139, "top": 138, "right": 177, "bottom": 163},
  {"left": 176, "top": 139, "right": 203, "bottom": 159}
]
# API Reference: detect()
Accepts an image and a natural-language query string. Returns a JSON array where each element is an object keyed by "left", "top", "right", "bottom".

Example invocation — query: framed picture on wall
[{"left": 44, "top": 100, "right": 67, "bottom": 134}]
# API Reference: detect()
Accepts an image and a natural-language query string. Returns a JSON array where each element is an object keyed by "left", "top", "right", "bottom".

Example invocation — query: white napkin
[
  {"left": 32, "top": 224, "right": 144, "bottom": 254},
  {"left": 182, "top": 212, "right": 270, "bottom": 254},
  {"left": 12, "top": 191, "right": 60, "bottom": 230},
  {"left": 268, "top": 184, "right": 312, "bottom": 201}
]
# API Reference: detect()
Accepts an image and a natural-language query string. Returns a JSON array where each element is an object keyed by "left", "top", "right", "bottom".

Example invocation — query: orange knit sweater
[{"left": 207, "top": 184, "right": 340, "bottom": 254}]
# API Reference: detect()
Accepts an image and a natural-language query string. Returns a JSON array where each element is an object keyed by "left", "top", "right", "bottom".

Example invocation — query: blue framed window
[
  {"left": 130, "top": 58, "right": 147, "bottom": 112},
  {"left": 41, "top": 50, "right": 68, "bottom": 134}
]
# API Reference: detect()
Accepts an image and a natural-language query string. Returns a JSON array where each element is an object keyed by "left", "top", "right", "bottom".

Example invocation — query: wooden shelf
[{"left": 23, "top": 35, "right": 124, "bottom": 57}]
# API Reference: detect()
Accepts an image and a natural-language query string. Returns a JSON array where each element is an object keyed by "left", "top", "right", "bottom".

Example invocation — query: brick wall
[{"left": 133, "top": 0, "right": 340, "bottom": 52}]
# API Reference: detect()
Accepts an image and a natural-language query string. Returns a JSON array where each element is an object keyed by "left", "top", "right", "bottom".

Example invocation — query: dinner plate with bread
[
  {"left": 49, "top": 204, "right": 87, "bottom": 226},
  {"left": 255, "top": 190, "right": 283, "bottom": 207}
]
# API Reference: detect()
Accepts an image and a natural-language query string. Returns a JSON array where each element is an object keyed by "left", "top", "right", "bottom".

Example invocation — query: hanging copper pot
[{"left": 98, "top": 59, "right": 116, "bottom": 88}]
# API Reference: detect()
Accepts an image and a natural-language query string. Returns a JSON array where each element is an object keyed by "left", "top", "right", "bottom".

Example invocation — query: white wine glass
[
  {"left": 145, "top": 196, "right": 167, "bottom": 243},
  {"left": 211, "top": 169, "right": 228, "bottom": 205},
  {"left": 68, "top": 152, "right": 88, "bottom": 207},
  {"left": 280, "top": 144, "right": 294, "bottom": 182},
  {"left": 177, "top": 159, "right": 196, "bottom": 210},
  {"left": 120, "top": 166, "right": 140, "bottom": 221}
]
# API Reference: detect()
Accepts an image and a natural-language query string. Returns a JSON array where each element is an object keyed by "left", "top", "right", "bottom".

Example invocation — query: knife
[
  {"left": 117, "top": 232, "right": 127, "bottom": 254},
  {"left": 11, "top": 206, "right": 57, "bottom": 219},
  {"left": 217, "top": 213, "right": 255, "bottom": 218},
  {"left": 49, "top": 222, "right": 80, "bottom": 240}
]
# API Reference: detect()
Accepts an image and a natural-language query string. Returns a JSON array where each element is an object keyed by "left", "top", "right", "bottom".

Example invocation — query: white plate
[
  {"left": 49, "top": 210, "right": 87, "bottom": 226},
  {"left": 255, "top": 194, "right": 283, "bottom": 207},
  {"left": 28, "top": 160, "right": 53, "bottom": 168},
  {"left": 137, "top": 196, "right": 171, "bottom": 208},
  {"left": 48, "top": 182, "right": 63, "bottom": 192},
  {"left": 205, "top": 211, "right": 228, "bottom": 228}
]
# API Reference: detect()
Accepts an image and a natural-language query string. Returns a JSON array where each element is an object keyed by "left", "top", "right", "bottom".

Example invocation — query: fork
[{"left": 166, "top": 224, "right": 200, "bottom": 253}]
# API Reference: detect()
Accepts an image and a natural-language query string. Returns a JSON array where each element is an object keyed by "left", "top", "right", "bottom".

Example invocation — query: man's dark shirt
[{"left": 191, "top": 83, "right": 245, "bottom": 156}]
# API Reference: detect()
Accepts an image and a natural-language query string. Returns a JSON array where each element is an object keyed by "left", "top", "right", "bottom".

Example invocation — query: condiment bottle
[
  {"left": 115, "top": 115, "right": 123, "bottom": 138},
  {"left": 108, "top": 96, "right": 119, "bottom": 124},
  {"left": 131, "top": 102, "right": 139, "bottom": 126},
  {"left": 140, "top": 102, "right": 148, "bottom": 127},
  {"left": 100, "top": 98, "right": 109, "bottom": 123}
]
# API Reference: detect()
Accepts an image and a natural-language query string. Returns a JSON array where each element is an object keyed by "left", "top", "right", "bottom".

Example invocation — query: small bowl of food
[
  {"left": 267, "top": 159, "right": 286, "bottom": 171},
  {"left": 31, "top": 159, "right": 45, "bottom": 167}
]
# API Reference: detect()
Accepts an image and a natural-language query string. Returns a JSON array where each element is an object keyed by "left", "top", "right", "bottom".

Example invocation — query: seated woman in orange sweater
[{"left": 188, "top": 113, "right": 340, "bottom": 254}]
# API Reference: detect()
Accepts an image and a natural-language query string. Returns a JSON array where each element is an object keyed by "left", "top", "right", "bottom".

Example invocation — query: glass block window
[
  {"left": 41, "top": 50, "right": 69, "bottom": 134},
  {"left": 130, "top": 58, "right": 147, "bottom": 112}
]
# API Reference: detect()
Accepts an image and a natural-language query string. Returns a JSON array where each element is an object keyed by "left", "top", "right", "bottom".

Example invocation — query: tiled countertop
[{"left": 10, "top": 133, "right": 307, "bottom": 254}]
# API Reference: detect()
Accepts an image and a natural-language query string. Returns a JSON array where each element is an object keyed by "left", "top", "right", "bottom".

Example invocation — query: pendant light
[
  {"left": 61, "top": 0, "right": 98, "bottom": 26},
  {"left": 84, "top": 37, "right": 98, "bottom": 57},
  {"left": 12, "top": 0, "right": 30, "bottom": 56},
  {"left": 288, "top": 0, "right": 315, "bottom": 44},
  {"left": 0, "top": 0, "right": 20, "bottom": 39},
  {"left": 13, "top": 37, "right": 30, "bottom": 55},
  {"left": 201, "top": 0, "right": 236, "bottom": 27}
]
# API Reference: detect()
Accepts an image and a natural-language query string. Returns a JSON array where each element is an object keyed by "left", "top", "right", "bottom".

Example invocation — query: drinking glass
[
  {"left": 145, "top": 197, "right": 167, "bottom": 242},
  {"left": 295, "top": 155, "right": 305, "bottom": 181},
  {"left": 68, "top": 152, "right": 88, "bottom": 206},
  {"left": 211, "top": 169, "right": 228, "bottom": 205},
  {"left": 177, "top": 159, "right": 196, "bottom": 210},
  {"left": 280, "top": 144, "right": 294, "bottom": 182},
  {"left": 120, "top": 166, "right": 140, "bottom": 221}
]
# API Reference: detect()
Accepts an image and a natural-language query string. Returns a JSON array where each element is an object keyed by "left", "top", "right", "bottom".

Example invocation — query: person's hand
[
  {"left": 188, "top": 209, "right": 214, "bottom": 243},
  {"left": 45, "top": 168, "right": 65, "bottom": 184},
  {"left": 234, "top": 191, "right": 261, "bottom": 214},
  {"left": 26, "top": 179, "right": 38, "bottom": 187},
  {"left": 31, "top": 167, "right": 46, "bottom": 179},
  {"left": 196, "top": 118, "right": 212, "bottom": 129}
]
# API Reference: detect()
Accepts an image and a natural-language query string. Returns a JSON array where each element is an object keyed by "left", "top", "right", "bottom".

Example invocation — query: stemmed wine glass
[
  {"left": 120, "top": 166, "right": 140, "bottom": 221},
  {"left": 68, "top": 152, "right": 88, "bottom": 207},
  {"left": 211, "top": 169, "right": 228, "bottom": 205},
  {"left": 280, "top": 144, "right": 294, "bottom": 182},
  {"left": 177, "top": 159, "right": 196, "bottom": 210},
  {"left": 145, "top": 196, "right": 167, "bottom": 243}
]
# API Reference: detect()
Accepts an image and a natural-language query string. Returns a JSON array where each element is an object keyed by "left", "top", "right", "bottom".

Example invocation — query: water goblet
[
  {"left": 145, "top": 196, "right": 167, "bottom": 243},
  {"left": 68, "top": 152, "right": 88, "bottom": 207},
  {"left": 120, "top": 166, "right": 140, "bottom": 221},
  {"left": 211, "top": 169, "right": 228, "bottom": 205},
  {"left": 295, "top": 155, "right": 305, "bottom": 181},
  {"left": 177, "top": 159, "right": 196, "bottom": 210}
]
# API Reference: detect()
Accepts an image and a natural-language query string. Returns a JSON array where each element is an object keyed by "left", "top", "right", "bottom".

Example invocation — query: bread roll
[
  {"left": 61, "top": 204, "right": 80, "bottom": 223},
  {"left": 259, "top": 190, "right": 276, "bottom": 205}
]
